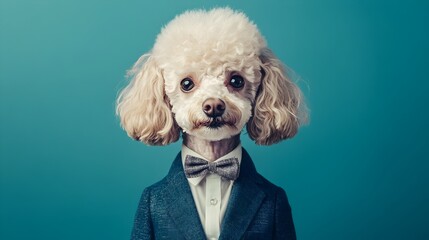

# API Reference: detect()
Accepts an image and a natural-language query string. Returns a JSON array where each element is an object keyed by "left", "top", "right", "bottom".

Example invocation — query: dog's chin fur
[
  {"left": 184, "top": 125, "right": 241, "bottom": 142},
  {"left": 179, "top": 114, "right": 248, "bottom": 142}
]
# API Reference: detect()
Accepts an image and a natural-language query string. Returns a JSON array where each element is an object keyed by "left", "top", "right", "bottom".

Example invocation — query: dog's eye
[
  {"left": 180, "top": 78, "right": 195, "bottom": 92},
  {"left": 229, "top": 75, "right": 245, "bottom": 89}
]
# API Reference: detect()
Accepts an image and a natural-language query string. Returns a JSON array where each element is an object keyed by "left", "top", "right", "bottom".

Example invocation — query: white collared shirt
[{"left": 181, "top": 144, "right": 242, "bottom": 240}]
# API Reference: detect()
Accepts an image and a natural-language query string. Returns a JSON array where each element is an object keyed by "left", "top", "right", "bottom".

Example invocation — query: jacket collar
[
  {"left": 163, "top": 148, "right": 265, "bottom": 240},
  {"left": 219, "top": 148, "right": 266, "bottom": 240},
  {"left": 164, "top": 153, "right": 206, "bottom": 240}
]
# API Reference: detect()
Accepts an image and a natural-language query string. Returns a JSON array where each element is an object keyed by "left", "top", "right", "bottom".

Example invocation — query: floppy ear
[
  {"left": 247, "top": 48, "right": 308, "bottom": 145},
  {"left": 116, "top": 53, "right": 180, "bottom": 145}
]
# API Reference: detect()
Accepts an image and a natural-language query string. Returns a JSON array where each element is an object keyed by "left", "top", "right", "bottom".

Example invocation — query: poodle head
[{"left": 116, "top": 8, "right": 307, "bottom": 146}]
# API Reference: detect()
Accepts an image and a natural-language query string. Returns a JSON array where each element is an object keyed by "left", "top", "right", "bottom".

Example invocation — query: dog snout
[{"left": 202, "top": 98, "right": 225, "bottom": 117}]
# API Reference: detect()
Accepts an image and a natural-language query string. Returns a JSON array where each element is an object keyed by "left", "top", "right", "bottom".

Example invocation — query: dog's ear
[
  {"left": 247, "top": 48, "right": 307, "bottom": 145},
  {"left": 116, "top": 53, "right": 180, "bottom": 145}
]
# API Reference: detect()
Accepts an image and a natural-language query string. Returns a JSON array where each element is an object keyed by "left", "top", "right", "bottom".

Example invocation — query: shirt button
[{"left": 210, "top": 198, "right": 218, "bottom": 205}]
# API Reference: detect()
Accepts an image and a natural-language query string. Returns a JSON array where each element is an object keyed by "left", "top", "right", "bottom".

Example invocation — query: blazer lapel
[
  {"left": 219, "top": 149, "right": 266, "bottom": 240},
  {"left": 164, "top": 153, "right": 206, "bottom": 240}
]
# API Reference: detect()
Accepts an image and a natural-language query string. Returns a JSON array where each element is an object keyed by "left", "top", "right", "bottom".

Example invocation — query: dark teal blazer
[{"left": 131, "top": 149, "right": 296, "bottom": 240}]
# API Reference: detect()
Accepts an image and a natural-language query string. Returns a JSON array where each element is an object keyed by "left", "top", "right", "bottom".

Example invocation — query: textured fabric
[
  {"left": 181, "top": 144, "right": 242, "bottom": 185},
  {"left": 181, "top": 144, "right": 242, "bottom": 239},
  {"left": 130, "top": 148, "right": 297, "bottom": 240},
  {"left": 184, "top": 155, "right": 240, "bottom": 180}
]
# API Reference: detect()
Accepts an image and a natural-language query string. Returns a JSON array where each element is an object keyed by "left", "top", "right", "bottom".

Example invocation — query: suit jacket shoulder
[{"left": 131, "top": 152, "right": 206, "bottom": 240}]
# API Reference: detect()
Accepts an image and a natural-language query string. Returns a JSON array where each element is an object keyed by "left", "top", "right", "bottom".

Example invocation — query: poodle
[{"left": 116, "top": 7, "right": 307, "bottom": 240}]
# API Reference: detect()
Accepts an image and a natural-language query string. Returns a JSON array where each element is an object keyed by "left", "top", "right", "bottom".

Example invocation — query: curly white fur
[{"left": 116, "top": 7, "right": 307, "bottom": 146}]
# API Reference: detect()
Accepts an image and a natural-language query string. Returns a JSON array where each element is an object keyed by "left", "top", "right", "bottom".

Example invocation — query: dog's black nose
[{"left": 202, "top": 98, "right": 225, "bottom": 117}]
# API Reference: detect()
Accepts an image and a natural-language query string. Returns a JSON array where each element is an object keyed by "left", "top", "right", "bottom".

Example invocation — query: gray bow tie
[{"left": 184, "top": 155, "right": 240, "bottom": 181}]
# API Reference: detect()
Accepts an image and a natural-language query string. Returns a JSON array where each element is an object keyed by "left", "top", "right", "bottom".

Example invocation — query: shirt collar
[{"left": 181, "top": 143, "right": 242, "bottom": 186}]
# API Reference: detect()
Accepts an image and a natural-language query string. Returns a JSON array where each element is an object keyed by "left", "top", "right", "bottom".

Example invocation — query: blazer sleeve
[
  {"left": 274, "top": 187, "right": 297, "bottom": 240},
  {"left": 131, "top": 188, "right": 154, "bottom": 240}
]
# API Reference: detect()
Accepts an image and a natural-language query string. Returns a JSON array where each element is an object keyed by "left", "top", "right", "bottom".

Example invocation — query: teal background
[{"left": 1, "top": 0, "right": 428, "bottom": 239}]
